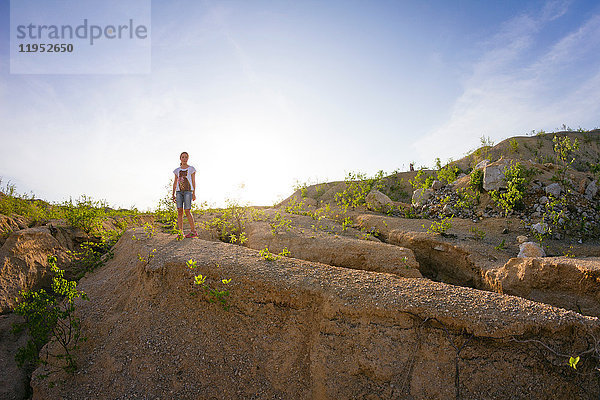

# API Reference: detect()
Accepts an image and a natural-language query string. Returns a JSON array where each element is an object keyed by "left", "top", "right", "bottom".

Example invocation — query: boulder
[
  {"left": 411, "top": 188, "right": 433, "bottom": 206},
  {"left": 365, "top": 190, "right": 393, "bottom": 212},
  {"left": 483, "top": 161, "right": 507, "bottom": 191},
  {"left": 0, "top": 227, "right": 70, "bottom": 313},
  {"left": 530, "top": 222, "right": 549, "bottom": 235},
  {"left": 485, "top": 257, "right": 600, "bottom": 316},
  {"left": 517, "top": 242, "right": 545, "bottom": 258},
  {"left": 585, "top": 180, "right": 598, "bottom": 201},
  {"left": 545, "top": 183, "right": 562, "bottom": 198},
  {"left": 244, "top": 221, "right": 422, "bottom": 278},
  {"left": 431, "top": 180, "right": 443, "bottom": 190}
]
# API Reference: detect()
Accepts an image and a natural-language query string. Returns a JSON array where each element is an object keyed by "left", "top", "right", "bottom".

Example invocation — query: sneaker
[{"left": 185, "top": 231, "right": 198, "bottom": 238}]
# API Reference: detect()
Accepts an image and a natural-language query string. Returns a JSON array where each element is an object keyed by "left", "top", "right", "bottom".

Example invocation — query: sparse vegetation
[
  {"left": 259, "top": 246, "right": 291, "bottom": 261},
  {"left": 204, "top": 200, "right": 248, "bottom": 245},
  {"left": 12, "top": 256, "right": 88, "bottom": 375},
  {"left": 424, "top": 215, "right": 453, "bottom": 235},
  {"left": 335, "top": 171, "right": 385, "bottom": 211},
  {"left": 469, "top": 169, "right": 484, "bottom": 193},
  {"left": 490, "top": 162, "right": 531, "bottom": 216},
  {"left": 187, "top": 259, "right": 231, "bottom": 310},
  {"left": 552, "top": 135, "right": 580, "bottom": 185}
]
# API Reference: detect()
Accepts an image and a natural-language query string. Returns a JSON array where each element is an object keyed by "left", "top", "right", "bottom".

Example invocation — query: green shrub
[
  {"left": 61, "top": 195, "right": 106, "bottom": 234},
  {"left": 490, "top": 162, "right": 530, "bottom": 216},
  {"left": 0, "top": 179, "right": 58, "bottom": 223},
  {"left": 335, "top": 171, "right": 384, "bottom": 211},
  {"left": 12, "top": 256, "right": 88, "bottom": 374},
  {"left": 437, "top": 164, "right": 461, "bottom": 185},
  {"left": 469, "top": 169, "right": 484, "bottom": 192},
  {"left": 204, "top": 200, "right": 248, "bottom": 244},
  {"left": 409, "top": 169, "right": 435, "bottom": 190},
  {"left": 424, "top": 215, "right": 453, "bottom": 235},
  {"left": 552, "top": 135, "right": 580, "bottom": 185}
]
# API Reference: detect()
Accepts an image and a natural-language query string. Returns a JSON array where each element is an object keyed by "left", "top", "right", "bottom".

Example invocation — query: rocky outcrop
[
  {"left": 482, "top": 159, "right": 508, "bottom": 191},
  {"left": 365, "top": 190, "right": 393, "bottom": 212},
  {"left": 545, "top": 182, "right": 562, "bottom": 198},
  {"left": 586, "top": 180, "right": 598, "bottom": 200},
  {"left": 0, "top": 227, "right": 71, "bottom": 313},
  {"left": 517, "top": 241, "right": 545, "bottom": 258},
  {"left": 31, "top": 230, "right": 600, "bottom": 399},
  {"left": 355, "top": 214, "right": 486, "bottom": 288},
  {"left": 485, "top": 256, "right": 600, "bottom": 317},
  {"left": 244, "top": 221, "right": 422, "bottom": 278},
  {"left": 411, "top": 188, "right": 433, "bottom": 206}
]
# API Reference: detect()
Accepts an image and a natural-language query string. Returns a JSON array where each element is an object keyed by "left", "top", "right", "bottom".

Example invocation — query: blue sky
[{"left": 1, "top": 0, "right": 600, "bottom": 210}]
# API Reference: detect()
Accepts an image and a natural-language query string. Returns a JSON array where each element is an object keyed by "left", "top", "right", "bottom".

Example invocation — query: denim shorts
[{"left": 176, "top": 191, "right": 193, "bottom": 210}]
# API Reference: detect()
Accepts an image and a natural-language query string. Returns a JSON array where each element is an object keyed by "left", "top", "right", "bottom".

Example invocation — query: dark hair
[{"left": 180, "top": 151, "right": 189, "bottom": 166}]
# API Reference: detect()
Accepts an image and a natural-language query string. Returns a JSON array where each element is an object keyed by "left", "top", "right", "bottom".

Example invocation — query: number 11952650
[{"left": 19, "top": 43, "right": 74, "bottom": 53}]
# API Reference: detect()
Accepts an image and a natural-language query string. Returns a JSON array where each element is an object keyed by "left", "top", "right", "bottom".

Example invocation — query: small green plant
[
  {"left": 469, "top": 226, "right": 486, "bottom": 240},
  {"left": 494, "top": 239, "right": 506, "bottom": 251},
  {"left": 424, "top": 215, "right": 453, "bottom": 235},
  {"left": 258, "top": 247, "right": 291, "bottom": 260},
  {"left": 490, "top": 162, "right": 530, "bottom": 216},
  {"left": 410, "top": 169, "right": 435, "bottom": 190},
  {"left": 205, "top": 200, "right": 249, "bottom": 244},
  {"left": 142, "top": 223, "right": 156, "bottom": 238},
  {"left": 552, "top": 135, "right": 580, "bottom": 185},
  {"left": 455, "top": 188, "right": 480, "bottom": 211},
  {"left": 563, "top": 245, "right": 576, "bottom": 258},
  {"left": 469, "top": 169, "right": 484, "bottom": 193},
  {"left": 137, "top": 248, "right": 156, "bottom": 264},
  {"left": 509, "top": 138, "right": 519, "bottom": 153},
  {"left": 279, "top": 247, "right": 291, "bottom": 257},
  {"left": 569, "top": 356, "right": 580, "bottom": 369},
  {"left": 258, "top": 247, "right": 280, "bottom": 261},
  {"left": 270, "top": 211, "right": 293, "bottom": 235},
  {"left": 12, "top": 256, "right": 88, "bottom": 374},
  {"left": 437, "top": 164, "right": 460, "bottom": 185},
  {"left": 341, "top": 217, "right": 353, "bottom": 232},
  {"left": 187, "top": 260, "right": 232, "bottom": 310}
]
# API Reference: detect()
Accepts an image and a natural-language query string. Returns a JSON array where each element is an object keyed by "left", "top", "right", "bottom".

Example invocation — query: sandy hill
[{"left": 1, "top": 129, "right": 600, "bottom": 399}]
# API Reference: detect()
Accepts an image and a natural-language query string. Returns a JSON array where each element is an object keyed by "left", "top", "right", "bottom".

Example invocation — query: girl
[{"left": 172, "top": 151, "right": 198, "bottom": 238}]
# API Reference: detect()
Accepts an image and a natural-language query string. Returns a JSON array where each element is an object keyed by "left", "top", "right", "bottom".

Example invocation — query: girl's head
[{"left": 180, "top": 151, "right": 189, "bottom": 166}]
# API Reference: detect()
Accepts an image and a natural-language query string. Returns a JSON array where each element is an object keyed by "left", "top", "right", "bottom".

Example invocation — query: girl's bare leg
[
  {"left": 184, "top": 209, "right": 196, "bottom": 233},
  {"left": 177, "top": 208, "right": 184, "bottom": 232}
]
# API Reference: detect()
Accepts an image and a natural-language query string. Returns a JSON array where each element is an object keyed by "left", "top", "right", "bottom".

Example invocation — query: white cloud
[{"left": 414, "top": 2, "right": 600, "bottom": 165}]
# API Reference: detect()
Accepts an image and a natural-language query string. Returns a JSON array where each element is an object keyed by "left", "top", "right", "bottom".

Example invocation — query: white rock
[
  {"left": 483, "top": 162, "right": 507, "bottom": 192},
  {"left": 531, "top": 222, "right": 549, "bottom": 235},
  {"left": 518, "top": 242, "right": 546, "bottom": 258},
  {"left": 585, "top": 180, "right": 598, "bottom": 200},
  {"left": 539, "top": 196, "right": 549, "bottom": 205},
  {"left": 545, "top": 183, "right": 562, "bottom": 198},
  {"left": 365, "top": 190, "right": 393, "bottom": 211},
  {"left": 516, "top": 235, "right": 528, "bottom": 244},
  {"left": 412, "top": 188, "right": 434, "bottom": 206}
]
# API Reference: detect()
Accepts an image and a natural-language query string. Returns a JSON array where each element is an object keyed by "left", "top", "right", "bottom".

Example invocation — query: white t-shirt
[{"left": 173, "top": 166, "right": 196, "bottom": 192}]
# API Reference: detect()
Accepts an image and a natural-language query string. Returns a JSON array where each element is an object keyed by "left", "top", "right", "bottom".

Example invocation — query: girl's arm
[
  {"left": 172, "top": 175, "right": 178, "bottom": 202},
  {"left": 191, "top": 172, "right": 196, "bottom": 201}
]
